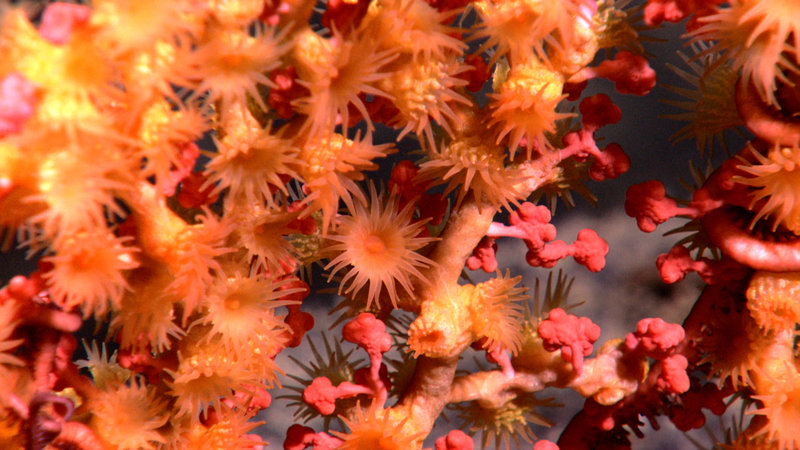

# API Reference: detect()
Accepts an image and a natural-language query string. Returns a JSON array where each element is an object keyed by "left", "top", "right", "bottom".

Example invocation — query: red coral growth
[
  {"left": 559, "top": 94, "right": 630, "bottom": 182},
  {"left": 533, "top": 440, "right": 560, "bottom": 450},
  {"left": 0, "top": 73, "right": 38, "bottom": 137},
  {"left": 668, "top": 381, "right": 731, "bottom": 431},
  {"left": 579, "top": 93, "right": 622, "bottom": 130},
  {"left": 644, "top": 0, "right": 721, "bottom": 28},
  {"left": 487, "top": 203, "right": 608, "bottom": 271},
  {"left": 354, "top": 363, "right": 391, "bottom": 392},
  {"left": 322, "top": 0, "right": 371, "bottom": 32},
  {"left": 459, "top": 53, "right": 490, "bottom": 92},
  {"left": 656, "top": 245, "right": 747, "bottom": 284},
  {"left": 589, "top": 143, "right": 630, "bottom": 182},
  {"left": 657, "top": 354, "right": 690, "bottom": 394},
  {"left": 267, "top": 66, "right": 308, "bottom": 119},
  {"left": 284, "top": 424, "right": 342, "bottom": 450},
  {"left": 594, "top": 52, "right": 657, "bottom": 96},
  {"left": 467, "top": 237, "right": 498, "bottom": 272},
  {"left": 624, "top": 318, "right": 684, "bottom": 359},
  {"left": 489, "top": 202, "right": 556, "bottom": 246},
  {"left": 526, "top": 229, "right": 609, "bottom": 272},
  {"left": 302, "top": 377, "right": 371, "bottom": 415},
  {"left": 283, "top": 305, "right": 314, "bottom": 348},
  {"left": 177, "top": 171, "right": 219, "bottom": 209},
  {"left": 538, "top": 308, "right": 601, "bottom": 374},
  {"left": 163, "top": 141, "right": 200, "bottom": 196},
  {"left": 1, "top": 272, "right": 82, "bottom": 332},
  {"left": 435, "top": 429, "right": 474, "bottom": 450},
  {"left": 38, "top": 2, "right": 91, "bottom": 44},
  {"left": 342, "top": 313, "right": 392, "bottom": 358},
  {"left": 342, "top": 313, "right": 391, "bottom": 406},
  {"left": 570, "top": 229, "right": 610, "bottom": 272},
  {"left": 625, "top": 181, "right": 692, "bottom": 233},
  {"left": 425, "top": 0, "right": 474, "bottom": 12},
  {"left": 389, "top": 160, "right": 425, "bottom": 201}
]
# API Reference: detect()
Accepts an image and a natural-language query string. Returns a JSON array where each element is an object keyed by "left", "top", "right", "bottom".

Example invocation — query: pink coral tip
[
  {"left": 572, "top": 229, "right": 609, "bottom": 272},
  {"left": 435, "top": 429, "right": 474, "bottom": 450},
  {"left": 284, "top": 424, "right": 316, "bottom": 450},
  {"left": 39, "top": 2, "right": 91, "bottom": 44},
  {"left": 302, "top": 377, "right": 338, "bottom": 415},
  {"left": 467, "top": 237, "right": 498, "bottom": 273},
  {"left": 510, "top": 203, "right": 557, "bottom": 248},
  {"left": 0, "top": 73, "right": 38, "bottom": 137},
  {"left": 589, "top": 143, "right": 630, "bottom": 182},
  {"left": 597, "top": 51, "right": 657, "bottom": 96},
  {"left": 656, "top": 245, "right": 695, "bottom": 284},
  {"left": 579, "top": 94, "right": 622, "bottom": 129},
  {"left": 533, "top": 440, "right": 560, "bottom": 450},
  {"left": 624, "top": 318, "right": 685, "bottom": 359},
  {"left": 657, "top": 354, "right": 690, "bottom": 394},
  {"left": 538, "top": 308, "right": 601, "bottom": 374},
  {"left": 342, "top": 313, "right": 392, "bottom": 356},
  {"left": 625, "top": 180, "right": 678, "bottom": 232}
]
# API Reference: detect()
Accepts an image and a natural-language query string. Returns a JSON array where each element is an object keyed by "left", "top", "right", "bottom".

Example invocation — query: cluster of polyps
[
  {"left": 1, "top": 0, "right": 795, "bottom": 448},
  {"left": 621, "top": 0, "right": 800, "bottom": 448}
]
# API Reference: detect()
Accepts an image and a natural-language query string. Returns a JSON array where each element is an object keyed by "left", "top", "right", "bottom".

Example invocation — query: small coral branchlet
[
  {"left": 538, "top": 308, "right": 601, "bottom": 374},
  {"left": 435, "top": 429, "right": 474, "bottom": 450},
  {"left": 484, "top": 202, "right": 610, "bottom": 272}
]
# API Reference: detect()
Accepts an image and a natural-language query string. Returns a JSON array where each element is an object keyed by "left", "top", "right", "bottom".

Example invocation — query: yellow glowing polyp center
[
  {"left": 225, "top": 296, "right": 241, "bottom": 310},
  {"left": 364, "top": 234, "right": 387, "bottom": 254}
]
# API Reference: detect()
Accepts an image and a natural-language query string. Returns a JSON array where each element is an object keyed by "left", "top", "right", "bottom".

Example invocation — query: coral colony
[{"left": 1, "top": 0, "right": 800, "bottom": 448}]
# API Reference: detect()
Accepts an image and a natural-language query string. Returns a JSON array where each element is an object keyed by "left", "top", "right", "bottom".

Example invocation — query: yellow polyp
[
  {"left": 0, "top": 142, "right": 38, "bottom": 189},
  {"left": 210, "top": 0, "right": 265, "bottom": 26},
  {"left": 503, "top": 60, "right": 565, "bottom": 107},
  {"left": 300, "top": 134, "right": 348, "bottom": 181},
  {"left": 549, "top": 20, "right": 599, "bottom": 76},
  {"left": 408, "top": 285, "right": 474, "bottom": 358},
  {"left": 0, "top": 10, "right": 59, "bottom": 81},
  {"left": 1, "top": 10, "right": 114, "bottom": 133},
  {"left": 512, "top": 331, "right": 566, "bottom": 374},
  {"left": 569, "top": 339, "right": 647, "bottom": 405},
  {"left": 333, "top": 404, "right": 426, "bottom": 450},
  {"left": 138, "top": 100, "right": 170, "bottom": 145},
  {"left": 34, "top": 90, "right": 104, "bottom": 130},
  {"left": 489, "top": 59, "right": 571, "bottom": 157},
  {"left": 224, "top": 297, "right": 241, "bottom": 310},
  {"left": 746, "top": 271, "right": 800, "bottom": 334},
  {"left": 292, "top": 27, "right": 336, "bottom": 82}
]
